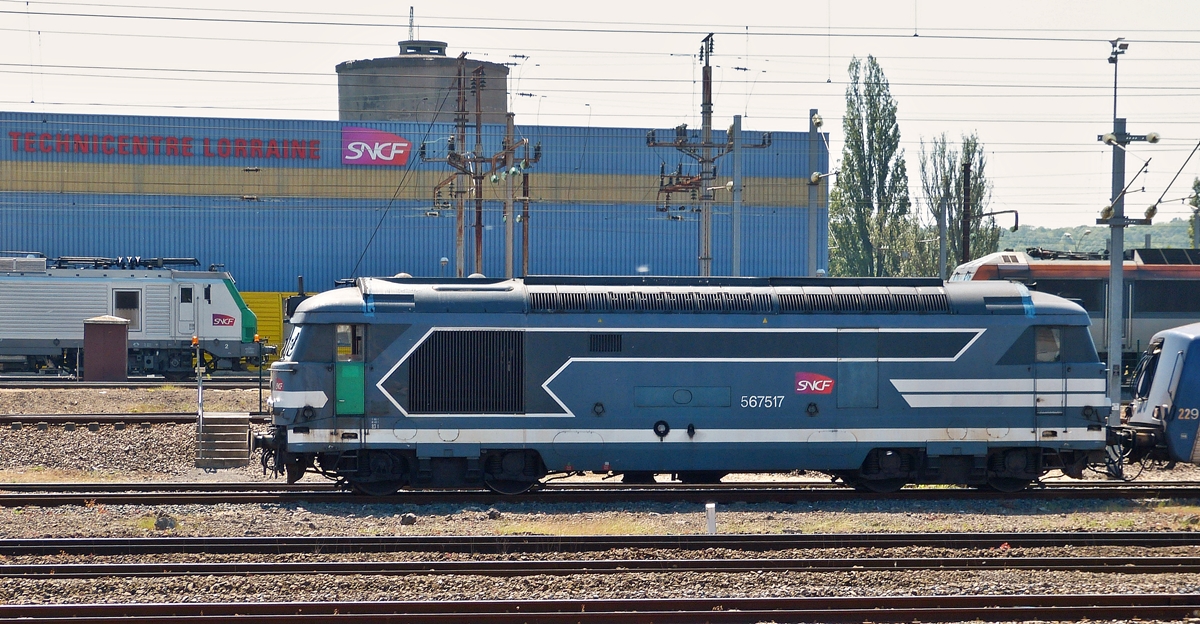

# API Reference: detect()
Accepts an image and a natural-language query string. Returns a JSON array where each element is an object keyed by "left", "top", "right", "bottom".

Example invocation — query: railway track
[
  {"left": 4, "top": 531, "right": 1199, "bottom": 556},
  {"left": 0, "top": 480, "right": 1196, "bottom": 506},
  {"left": 2, "top": 594, "right": 1198, "bottom": 623},
  {"left": 5, "top": 555, "right": 1200, "bottom": 580},
  {"left": 0, "top": 412, "right": 270, "bottom": 426},
  {"left": 0, "top": 378, "right": 263, "bottom": 390}
]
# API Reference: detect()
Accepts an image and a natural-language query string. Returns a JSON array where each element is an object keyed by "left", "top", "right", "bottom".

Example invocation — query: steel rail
[
  {"left": 5, "top": 556, "right": 1200, "bottom": 580},
  {"left": 0, "top": 413, "right": 269, "bottom": 425},
  {"left": 0, "top": 379, "right": 261, "bottom": 390},
  {"left": 1, "top": 594, "right": 1199, "bottom": 623},
  {"left": 2, "top": 531, "right": 1198, "bottom": 556},
  {"left": 0, "top": 482, "right": 335, "bottom": 493},
  {"left": 3, "top": 479, "right": 1197, "bottom": 494},
  {"left": 1, "top": 483, "right": 1197, "bottom": 507}
]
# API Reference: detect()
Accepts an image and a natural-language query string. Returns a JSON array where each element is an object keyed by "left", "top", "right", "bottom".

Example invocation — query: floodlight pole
[{"left": 1096, "top": 39, "right": 1153, "bottom": 423}]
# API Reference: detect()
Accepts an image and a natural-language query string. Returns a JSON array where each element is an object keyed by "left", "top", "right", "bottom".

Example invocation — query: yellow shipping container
[{"left": 241, "top": 292, "right": 289, "bottom": 366}]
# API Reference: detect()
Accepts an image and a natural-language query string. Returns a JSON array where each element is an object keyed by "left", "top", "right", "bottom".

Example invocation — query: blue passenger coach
[{"left": 258, "top": 276, "right": 1111, "bottom": 494}]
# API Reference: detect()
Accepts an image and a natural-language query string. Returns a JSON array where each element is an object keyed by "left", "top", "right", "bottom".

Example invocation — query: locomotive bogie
[{"left": 260, "top": 276, "right": 1122, "bottom": 494}]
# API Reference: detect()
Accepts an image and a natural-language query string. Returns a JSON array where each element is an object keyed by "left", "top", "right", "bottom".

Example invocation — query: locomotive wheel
[
  {"left": 484, "top": 477, "right": 539, "bottom": 495},
  {"left": 851, "top": 478, "right": 907, "bottom": 493},
  {"left": 983, "top": 477, "right": 1032, "bottom": 493},
  {"left": 284, "top": 456, "right": 306, "bottom": 484},
  {"left": 620, "top": 472, "right": 657, "bottom": 484},
  {"left": 350, "top": 479, "right": 404, "bottom": 496},
  {"left": 676, "top": 471, "right": 728, "bottom": 484}
]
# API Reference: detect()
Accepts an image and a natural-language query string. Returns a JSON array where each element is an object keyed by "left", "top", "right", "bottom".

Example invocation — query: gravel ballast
[{"left": 1, "top": 388, "right": 1199, "bottom": 617}]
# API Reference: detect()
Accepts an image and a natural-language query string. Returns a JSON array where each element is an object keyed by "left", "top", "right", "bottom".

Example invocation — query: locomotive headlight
[{"left": 191, "top": 336, "right": 199, "bottom": 347}]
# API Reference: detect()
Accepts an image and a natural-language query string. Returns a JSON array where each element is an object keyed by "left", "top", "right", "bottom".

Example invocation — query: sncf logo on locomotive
[
  {"left": 340, "top": 127, "right": 411, "bottom": 166},
  {"left": 212, "top": 313, "right": 236, "bottom": 326},
  {"left": 795, "top": 372, "right": 835, "bottom": 394}
]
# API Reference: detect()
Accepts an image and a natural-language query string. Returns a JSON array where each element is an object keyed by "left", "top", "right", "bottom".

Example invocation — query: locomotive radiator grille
[
  {"left": 528, "top": 287, "right": 948, "bottom": 314},
  {"left": 408, "top": 330, "right": 524, "bottom": 414}
]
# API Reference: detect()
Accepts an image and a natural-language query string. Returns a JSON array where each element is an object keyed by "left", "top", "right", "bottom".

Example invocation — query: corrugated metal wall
[
  {"left": 240, "top": 291, "right": 287, "bottom": 346},
  {"left": 1, "top": 112, "right": 829, "bottom": 290},
  {"left": 0, "top": 193, "right": 826, "bottom": 290}
]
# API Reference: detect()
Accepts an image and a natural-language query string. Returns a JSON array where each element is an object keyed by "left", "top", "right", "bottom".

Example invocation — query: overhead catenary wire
[{"left": 347, "top": 86, "right": 455, "bottom": 279}]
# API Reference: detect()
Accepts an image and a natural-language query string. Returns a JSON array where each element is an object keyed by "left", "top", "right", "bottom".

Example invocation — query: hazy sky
[{"left": 3, "top": 0, "right": 1199, "bottom": 230}]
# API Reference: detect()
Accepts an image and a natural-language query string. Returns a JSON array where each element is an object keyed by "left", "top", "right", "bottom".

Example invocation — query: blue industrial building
[{"left": 1, "top": 112, "right": 828, "bottom": 293}]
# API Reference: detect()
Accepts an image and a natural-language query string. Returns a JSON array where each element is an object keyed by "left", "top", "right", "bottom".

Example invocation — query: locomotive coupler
[{"left": 252, "top": 428, "right": 281, "bottom": 452}]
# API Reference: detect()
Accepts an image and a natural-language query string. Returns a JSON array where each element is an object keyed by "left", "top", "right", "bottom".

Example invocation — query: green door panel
[{"left": 336, "top": 361, "right": 366, "bottom": 415}]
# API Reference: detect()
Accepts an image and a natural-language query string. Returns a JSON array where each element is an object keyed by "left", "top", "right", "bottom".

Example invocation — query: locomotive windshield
[
  {"left": 1131, "top": 340, "right": 1163, "bottom": 401},
  {"left": 280, "top": 326, "right": 302, "bottom": 361},
  {"left": 279, "top": 324, "right": 335, "bottom": 362}
]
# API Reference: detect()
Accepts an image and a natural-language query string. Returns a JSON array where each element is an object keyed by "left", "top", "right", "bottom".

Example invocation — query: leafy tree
[
  {"left": 1190, "top": 177, "right": 1200, "bottom": 247},
  {"left": 917, "top": 132, "right": 998, "bottom": 273},
  {"left": 828, "top": 56, "right": 913, "bottom": 277}
]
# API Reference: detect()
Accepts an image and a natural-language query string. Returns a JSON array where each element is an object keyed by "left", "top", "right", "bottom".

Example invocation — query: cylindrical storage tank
[
  {"left": 82, "top": 315, "right": 128, "bottom": 381},
  {"left": 337, "top": 40, "right": 510, "bottom": 124}
]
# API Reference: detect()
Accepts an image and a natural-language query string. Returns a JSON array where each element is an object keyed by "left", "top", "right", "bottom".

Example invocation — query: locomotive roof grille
[{"left": 528, "top": 287, "right": 950, "bottom": 314}]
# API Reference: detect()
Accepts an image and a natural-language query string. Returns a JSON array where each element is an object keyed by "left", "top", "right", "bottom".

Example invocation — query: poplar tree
[
  {"left": 918, "top": 132, "right": 998, "bottom": 272},
  {"left": 828, "top": 55, "right": 912, "bottom": 277},
  {"left": 1189, "top": 177, "right": 1200, "bottom": 247}
]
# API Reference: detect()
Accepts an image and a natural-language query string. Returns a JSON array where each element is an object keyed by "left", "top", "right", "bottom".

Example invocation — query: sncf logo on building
[
  {"left": 341, "top": 127, "right": 411, "bottom": 166},
  {"left": 795, "top": 372, "right": 835, "bottom": 394},
  {"left": 212, "top": 314, "right": 236, "bottom": 327}
]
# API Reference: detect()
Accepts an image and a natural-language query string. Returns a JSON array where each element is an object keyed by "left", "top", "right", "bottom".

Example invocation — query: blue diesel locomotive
[
  {"left": 1122, "top": 321, "right": 1200, "bottom": 467},
  {"left": 252, "top": 275, "right": 1165, "bottom": 495}
]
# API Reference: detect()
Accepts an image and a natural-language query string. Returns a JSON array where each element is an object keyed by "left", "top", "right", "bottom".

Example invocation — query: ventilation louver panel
[
  {"left": 611, "top": 291, "right": 642, "bottom": 311},
  {"left": 588, "top": 292, "right": 612, "bottom": 311},
  {"left": 665, "top": 292, "right": 698, "bottom": 311},
  {"left": 560, "top": 292, "right": 589, "bottom": 311},
  {"left": 697, "top": 292, "right": 725, "bottom": 311},
  {"left": 808, "top": 293, "right": 837, "bottom": 312},
  {"left": 589, "top": 333, "right": 622, "bottom": 353},
  {"left": 862, "top": 293, "right": 895, "bottom": 312},
  {"left": 835, "top": 293, "right": 863, "bottom": 313},
  {"left": 529, "top": 292, "right": 558, "bottom": 312},
  {"left": 408, "top": 330, "right": 524, "bottom": 414},
  {"left": 894, "top": 294, "right": 922, "bottom": 312},
  {"left": 778, "top": 293, "right": 805, "bottom": 312},
  {"left": 921, "top": 292, "right": 951, "bottom": 313},
  {"left": 643, "top": 292, "right": 668, "bottom": 311}
]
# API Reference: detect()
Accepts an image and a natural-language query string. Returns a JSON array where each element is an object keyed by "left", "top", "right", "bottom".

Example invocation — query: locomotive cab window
[
  {"left": 179, "top": 287, "right": 192, "bottom": 304},
  {"left": 1035, "top": 327, "right": 1061, "bottom": 363},
  {"left": 113, "top": 290, "right": 140, "bottom": 331},
  {"left": 999, "top": 325, "right": 1097, "bottom": 364},
  {"left": 336, "top": 324, "right": 364, "bottom": 362}
]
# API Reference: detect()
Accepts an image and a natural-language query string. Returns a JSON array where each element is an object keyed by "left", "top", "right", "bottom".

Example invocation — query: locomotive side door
[
  {"left": 176, "top": 284, "right": 197, "bottom": 335},
  {"left": 1034, "top": 326, "right": 1067, "bottom": 439},
  {"left": 335, "top": 324, "right": 366, "bottom": 416}
]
